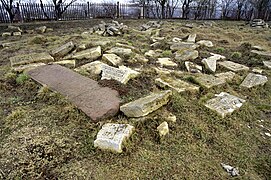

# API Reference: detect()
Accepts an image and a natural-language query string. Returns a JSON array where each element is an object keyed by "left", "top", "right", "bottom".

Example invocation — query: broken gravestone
[
  {"left": 218, "top": 61, "right": 249, "bottom": 72},
  {"left": 74, "top": 61, "right": 106, "bottom": 75},
  {"left": 65, "top": 46, "right": 101, "bottom": 60},
  {"left": 94, "top": 123, "right": 134, "bottom": 153},
  {"left": 157, "top": 58, "right": 177, "bottom": 68},
  {"left": 185, "top": 61, "right": 202, "bottom": 73},
  {"left": 27, "top": 64, "right": 120, "bottom": 121},
  {"left": 106, "top": 47, "right": 132, "bottom": 57},
  {"left": 205, "top": 92, "right": 245, "bottom": 118},
  {"left": 12, "top": 63, "right": 46, "bottom": 72},
  {"left": 175, "top": 49, "right": 199, "bottom": 61},
  {"left": 51, "top": 41, "right": 75, "bottom": 58},
  {"left": 170, "top": 42, "right": 199, "bottom": 51},
  {"left": 187, "top": 34, "right": 197, "bottom": 43},
  {"left": 202, "top": 53, "right": 226, "bottom": 73},
  {"left": 197, "top": 40, "right": 214, "bottom": 47},
  {"left": 263, "top": 61, "right": 271, "bottom": 69},
  {"left": 251, "top": 50, "right": 271, "bottom": 58},
  {"left": 52, "top": 60, "right": 76, "bottom": 68},
  {"left": 215, "top": 71, "right": 236, "bottom": 82},
  {"left": 155, "top": 76, "right": 199, "bottom": 93},
  {"left": 240, "top": 73, "right": 268, "bottom": 88},
  {"left": 193, "top": 74, "right": 226, "bottom": 89},
  {"left": 120, "top": 90, "right": 172, "bottom": 117},
  {"left": 102, "top": 53, "right": 122, "bottom": 66},
  {"left": 10, "top": 52, "right": 54, "bottom": 67},
  {"left": 101, "top": 64, "right": 139, "bottom": 84}
]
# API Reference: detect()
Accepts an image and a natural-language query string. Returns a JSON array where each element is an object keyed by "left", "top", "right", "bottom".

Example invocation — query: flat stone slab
[
  {"left": 263, "top": 61, "right": 271, "bottom": 69},
  {"left": 155, "top": 76, "right": 199, "bottom": 93},
  {"left": 215, "top": 71, "right": 236, "bottom": 81},
  {"left": 218, "top": 61, "right": 249, "bottom": 72},
  {"left": 106, "top": 47, "right": 132, "bottom": 57},
  {"left": 65, "top": 46, "right": 101, "bottom": 60},
  {"left": 120, "top": 90, "right": 172, "bottom": 117},
  {"left": 51, "top": 41, "right": 74, "bottom": 58},
  {"left": 251, "top": 50, "right": 271, "bottom": 57},
  {"left": 170, "top": 42, "right": 199, "bottom": 51},
  {"left": 240, "top": 73, "right": 268, "bottom": 88},
  {"left": 157, "top": 58, "right": 177, "bottom": 67},
  {"left": 12, "top": 63, "right": 46, "bottom": 72},
  {"left": 27, "top": 64, "right": 120, "bottom": 121},
  {"left": 101, "top": 65, "right": 139, "bottom": 84},
  {"left": 102, "top": 53, "right": 122, "bottom": 66},
  {"left": 202, "top": 58, "right": 217, "bottom": 73},
  {"left": 10, "top": 52, "right": 54, "bottom": 67},
  {"left": 94, "top": 123, "right": 134, "bottom": 153},
  {"left": 196, "top": 40, "right": 213, "bottom": 47},
  {"left": 175, "top": 49, "right": 199, "bottom": 61},
  {"left": 185, "top": 61, "right": 202, "bottom": 73},
  {"left": 194, "top": 74, "right": 226, "bottom": 88},
  {"left": 205, "top": 92, "right": 245, "bottom": 118},
  {"left": 74, "top": 61, "right": 107, "bottom": 75}
]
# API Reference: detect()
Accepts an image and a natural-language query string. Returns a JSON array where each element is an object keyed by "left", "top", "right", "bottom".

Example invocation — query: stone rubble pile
[
  {"left": 250, "top": 19, "right": 268, "bottom": 28},
  {"left": 140, "top": 21, "right": 162, "bottom": 31},
  {"left": 91, "top": 20, "right": 128, "bottom": 36}
]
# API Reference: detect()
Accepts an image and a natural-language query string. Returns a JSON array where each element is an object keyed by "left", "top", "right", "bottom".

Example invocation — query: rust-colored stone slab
[{"left": 27, "top": 64, "right": 120, "bottom": 121}]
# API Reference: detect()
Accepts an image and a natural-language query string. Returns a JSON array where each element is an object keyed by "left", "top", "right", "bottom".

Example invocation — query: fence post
[
  {"left": 117, "top": 1, "right": 119, "bottom": 18},
  {"left": 87, "top": 2, "right": 90, "bottom": 18}
]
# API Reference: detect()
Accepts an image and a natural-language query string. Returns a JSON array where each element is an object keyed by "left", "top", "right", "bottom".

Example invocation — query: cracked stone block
[
  {"left": 157, "top": 58, "right": 177, "bottom": 68},
  {"left": 205, "top": 92, "right": 245, "bottom": 118},
  {"left": 10, "top": 52, "right": 54, "bottom": 67},
  {"left": 155, "top": 76, "right": 199, "bottom": 93},
  {"left": 120, "top": 90, "right": 172, "bottom": 117},
  {"left": 218, "top": 61, "right": 249, "bottom": 72},
  {"left": 94, "top": 123, "right": 134, "bottom": 153},
  {"left": 101, "top": 64, "right": 139, "bottom": 84},
  {"left": 51, "top": 41, "right": 75, "bottom": 58},
  {"left": 102, "top": 53, "right": 122, "bottom": 66},
  {"left": 193, "top": 74, "right": 226, "bottom": 89},
  {"left": 65, "top": 46, "right": 101, "bottom": 60},
  {"left": 240, "top": 73, "right": 268, "bottom": 88}
]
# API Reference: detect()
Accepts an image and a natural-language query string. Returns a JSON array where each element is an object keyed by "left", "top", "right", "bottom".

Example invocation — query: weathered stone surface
[
  {"left": 202, "top": 58, "right": 217, "bottom": 72},
  {"left": 10, "top": 52, "right": 54, "bottom": 67},
  {"left": 187, "top": 34, "right": 197, "bottom": 43},
  {"left": 94, "top": 123, "right": 134, "bottom": 153},
  {"left": 218, "top": 61, "right": 249, "bottom": 72},
  {"left": 75, "top": 61, "right": 106, "bottom": 75},
  {"left": 252, "top": 45, "right": 265, "bottom": 51},
  {"left": 131, "top": 54, "right": 149, "bottom": 63},
  {"left": 36, "top": 26, "right": 47, "bottom": 33},
  {"left": 120, "top": 90, "right": 172, "bottom": 117},
  {"left": 116, "top": 43, "right": 136, "bottom": 50},
  {"left": 263, "top": 61, "right": 271, "bottom": 69},
  {"left": 215, "top": 71, "right": 236, "bottom": 81},
  {"left": 165, "top": 112, "right": 177, "bottom": 123},
  {"left": 194, "top": 74, "right": 225, "bottom": 88},
  {"left": 172, "top": 37, "right": 182, "bottom": 43},
  {"left": 209, "top": 53, "right": 226, "bottom": 60},
  {"left": 157, "top": 58, "right": 177, "bottom": 68},
  {"left": 240, "top": 73, "right": 268, "bottom": 88},
  {"left": 170, "top": 42, "right": 199, "bottom": 51},
  {"left": 7, "top": 25, "right": 22, "bottom": 32},
  {"left": 106, "top": 47, "right": 132, "bottom": 57},
  {"left": 12, "top": 63, "right": 46, "bottom": 72},
  {"left": 251, "top": 50, "right": 271, "bottom": 57},
  {"left": 52, "top": 60, "right": 76, "bottom": 68},
  {"left": 151, "top": 36, "right": 165, "bottom": 43},
  {"left": 144, "top": 50, "right": 156, "bottom": 58},
  {"left": 51, "top": 41, "right": 75, "bottom": 58},
  {"left": 197, "top": 40, "right": 214, "bottom": 47},
  {"left": 155, "top": 76, "right": 199, "bottom": 93},
  {"left": 205, "top": 92, "right": 245, "bottom": 118},
  {"left": 2, "top": 32, "right": 11, "bottom": 37},
  {"left": 101, "top": 65, "right": 139, "bottom": 84},
  {"left": 252, "top": 68, "right": 263, "bottom": 74},
  {"left": 175, "top": 49, "right": 199, "bottom": 61},
  {"left": 13, "top": 32, "right": 22, "bottom": 36},
  {"left": 185, "top": 61, "right": 202, "bottom": 73},
  {"left": 27, "top": 64, "right": 120, "bottom": 121},
  {"left": 102, "top": 53, "right": 122, "bottom": 66},
  {"left": 67, "top": 46, "right": 101, "bottom": 60},
  {"left": 157, "top": 121, "right": 169, "bottom": 137}
]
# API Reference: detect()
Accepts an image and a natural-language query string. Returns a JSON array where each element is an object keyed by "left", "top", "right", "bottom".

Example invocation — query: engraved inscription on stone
[{"left": 240, "top": 73, "right": 268, "bottom": 88}]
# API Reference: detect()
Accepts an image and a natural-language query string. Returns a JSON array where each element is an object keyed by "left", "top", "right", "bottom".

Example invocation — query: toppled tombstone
[
  {"left": 205, "top": 92, "right": 245, "bottom": 118},
  {"left": 51, "top": 41, "right": 75, "bottom": 58},
  {"left": 157, "top": 121, "right": 169, "bottom": 137},
  {"left": 36, "top": 26, "right": 47, "bottom": 33},
  {"left": 94, "top": 123, "right": 134, "bottom": 153},
  {"left": 250, "top": 19, "right": 268, "bottom": 28},
  {"left": 102, "top": 54, "right": 122, "bottom": 66},
  {"left": 252, "top": 68, "right": 263, "bottom": 74},
  {"left": 202, "top": 58, "right": 217, "bottom": 72},
  {"left": 75, "top": 61, "right": 106, "bottom": 75},
  {"left": 106, "top": 47, "right": 132, "bottom": 57},
  {"left": 2, "top": 32, "right": 12, "bottom": 37},
  {"left": 197, "top": 40, "right": 214, "bottom": 47},
  {"left": 101, "top": 64, "right": 139, "bottom": 84},
  {"left": 209, "top": 53, "right": 226, "bottom": 60},
  {"left": 215, "top": 71, "right": 236, "bottom": 82},
  {"left": 65, "top": 46, "right": 101, "bottom": 60},
  {"left": 140, "top": 21, "right": 162, "bottom": 31},
  {"left": 240, "top": 73, "right": 268, "bottom": 88},
  {"left": 116, "top": 43, "right": 137, "bottom": 50},
  {"left": 120, "top": 90, "right": 172, "bottom": 117},
  {"left": 7, "top": 25, "right": 22, "bottom": 32},
  {"left": 221, "top": 163, "right": 239, "bottom": 177},
  {"left": 193, "top": 74, "right": 225, "bottom": 88},
  {"left": 185, "top": 61, "right": 202, "bottom": 73},
  {"left": 12, "top": 63, "right": 46, "bottom": 72},
  {"left": 92, "top": 20, "right": 128, "bottom": 36},
  {"left": 175, "top": 49, "right": 199, "bottom": 61},
  {"left": 170, "top": 42, "right": 199, "bottom": 51},
  {"left": 251, "top": 50, "right": 271, "bottom": 58},
  {"left": 13, "top": 32, "right": 21, "bottom": 36},
  {"left": 27, "top": 64, "right": 120, "bottom": 121},
  {"left": 263, "top": 61, "right": 271, "bottom": 69},
  {"left": 218, "top": 61, "right": 249, "bottom": 72},
  {"left": 155, "top": 76, "right": 199, "bottom": 93},
  {"left": 10, "top": 52, "right": 54, "bottom": 67},
  {"left": 52, "top": 60, "right": 76, "bottom": 68},
  {"left": 157, "top": 58, "right": 177, "bottom": 68},
  {"left": 187, "top": 34, "right": 197, "bottom": 43}
]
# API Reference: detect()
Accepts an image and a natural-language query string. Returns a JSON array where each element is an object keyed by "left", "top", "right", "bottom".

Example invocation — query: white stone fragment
[
  {"left": 102, "top": 53, "right": 122, "bottom": 66},
  {"left": 74, "top": 61, "right": 106, "bottom": 75},
  {"left": 240, "top": 73, "right": 268, "bottom": 88},
  {"left": 263, "top": 61, "right": 271, "bottom": 69},
  {"left": 218, "top": 61, "right": 249, "bottom": 72},
  {"left": 157, "top": 121, "right": 169, "bottom": 137},
  {"left": 197, "top": 40, "right": 214, "bottom": 47},
  {"left": 94, "top": 123, "right": 134, "bottom": 153},
  {"left": 157, "top": 58, "right": 177, "bottom": 68},
  {"left": 187, "top": 34, "right": 197, "bottom": 43}
]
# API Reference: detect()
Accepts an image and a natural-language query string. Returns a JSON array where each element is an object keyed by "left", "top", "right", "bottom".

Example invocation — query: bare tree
[
  {"left": 221, "top": 0, "right": 234, "bottom": 19},
  {"left": 166, "top": 0, "right": 180, "bottom": 18},
  {"left": 182, "top": 0, "right": 193, "bottom": 19},
  {"left": 249, "top": 0, "right": 270, "bottom": 20},
  {"left": 0, "top": 0, "right": 17, "bottom": 22}
]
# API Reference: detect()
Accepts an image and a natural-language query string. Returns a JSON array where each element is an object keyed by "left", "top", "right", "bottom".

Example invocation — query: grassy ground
[{"left": 0, "top": 19, "right": 270, "bottom": 179}]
